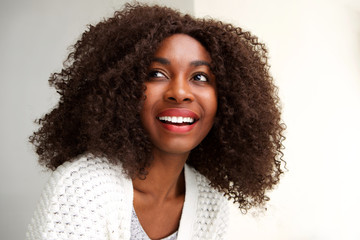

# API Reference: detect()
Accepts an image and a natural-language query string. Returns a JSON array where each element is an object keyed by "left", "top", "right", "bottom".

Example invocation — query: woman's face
[{"left": 141, "top": 34, "right": 217, "bottom": 156}]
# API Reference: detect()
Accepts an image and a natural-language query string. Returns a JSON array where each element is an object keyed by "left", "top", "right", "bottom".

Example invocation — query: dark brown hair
[{"left": 30, "top": 3, "right": 286, "bottom": 212}]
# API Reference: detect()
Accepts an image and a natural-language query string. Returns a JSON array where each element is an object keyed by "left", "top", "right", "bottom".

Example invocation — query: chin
[{"left": 154, "top": 141, "right": 199, "bottom": 156}]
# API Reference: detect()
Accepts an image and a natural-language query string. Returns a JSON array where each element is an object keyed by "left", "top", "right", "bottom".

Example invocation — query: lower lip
[{"left": 158, "top": 120, "right": 198, "bottom": 133}]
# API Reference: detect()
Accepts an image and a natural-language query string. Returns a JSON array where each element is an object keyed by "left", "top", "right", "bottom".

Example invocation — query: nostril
[{"left": 167, "top": 96, "right": 192, "bottom": 103}]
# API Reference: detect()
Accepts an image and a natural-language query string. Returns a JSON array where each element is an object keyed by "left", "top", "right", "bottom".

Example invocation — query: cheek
[
  {"left": 140, "top": 92, "right": 153, "bottom": 128},
  {"left": 140, "top": 84, "right": 162, "bottom": 131},
  {"left": 142, "top": 82, "right": 163, "bottom": 105},
  {"left": 203, "top": 89, "right": 218, "bottom": 119},
  {"left": 141, "top": 84, "right": 156, "bottom": 110}
]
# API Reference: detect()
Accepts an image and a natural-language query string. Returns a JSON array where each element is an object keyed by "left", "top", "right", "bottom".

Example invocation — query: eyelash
[
  {"left": 192, "top": 73, "right": 209, "bottom": 82},
  {"left": 148, "top": 71, "right": 210, "bottom": 82},
  {"left": 148, "top": 70, "right": 167, "bottom": 79}
]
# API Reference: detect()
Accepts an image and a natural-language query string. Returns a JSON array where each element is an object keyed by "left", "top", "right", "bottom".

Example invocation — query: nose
[{"left": 164, "top": 76, "right": 194, "bottom": 103}]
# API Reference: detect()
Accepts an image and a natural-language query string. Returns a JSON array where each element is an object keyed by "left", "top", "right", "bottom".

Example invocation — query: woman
[{"left": 26, "top": 3, "right": 285, "bottom": 240}]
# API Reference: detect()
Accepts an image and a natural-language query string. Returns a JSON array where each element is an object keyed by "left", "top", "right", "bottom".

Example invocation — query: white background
[
  {"left": 195, "top": 1, "right": 360, "bottom": 239},
  {"left": 1, "top": 0, "right": 359, "bottom": 239}
]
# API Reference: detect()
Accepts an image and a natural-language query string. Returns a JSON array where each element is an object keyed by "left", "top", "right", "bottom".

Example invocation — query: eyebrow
[
  {"left": 190, "top": 60, "right": 211, "bottom": 68},
  {"left": 152, "top": 57, "right": 170, "bottom": 65},
  {"left": 152, "top": 57, "right": 211, "bottom": 68}
]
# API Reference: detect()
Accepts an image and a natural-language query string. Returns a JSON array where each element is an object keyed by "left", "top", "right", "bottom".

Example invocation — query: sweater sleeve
[{"left": 25, "top": 158, "right": 108, "bottom": 240}]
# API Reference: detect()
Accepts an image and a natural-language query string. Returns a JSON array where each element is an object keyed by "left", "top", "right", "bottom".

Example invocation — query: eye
[
  {"left": 192, "top": 73, "right": 209, "bottom": 82},
  {"left": 148, "top": 70, "right": 167, "bottom": 79}
]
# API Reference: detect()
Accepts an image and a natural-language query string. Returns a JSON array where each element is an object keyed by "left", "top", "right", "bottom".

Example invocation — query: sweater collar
[{"left": 176, "top": 164, "right": 198, "bottom": 240}]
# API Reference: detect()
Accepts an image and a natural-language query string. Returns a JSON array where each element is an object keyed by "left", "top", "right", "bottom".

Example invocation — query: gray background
[{"left": 0, "top": 1, "right": 192, "bottom": 239}]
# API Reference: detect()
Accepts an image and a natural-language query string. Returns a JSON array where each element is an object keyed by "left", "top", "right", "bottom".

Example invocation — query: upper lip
[{"left": 156, "top": 108, "right": 199, "bottom": 120}]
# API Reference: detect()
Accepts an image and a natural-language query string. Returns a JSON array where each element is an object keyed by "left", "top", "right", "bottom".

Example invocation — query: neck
[{"left": 132, "top": 149, "right": 188, "bottom": 202}]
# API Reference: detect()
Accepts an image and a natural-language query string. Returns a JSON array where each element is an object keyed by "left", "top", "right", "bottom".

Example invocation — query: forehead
[{"left": 154, "top": 34, "right": 211, "bottom": 62}]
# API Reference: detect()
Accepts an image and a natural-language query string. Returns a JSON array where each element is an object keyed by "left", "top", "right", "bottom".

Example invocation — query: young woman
[{"left": 26, "top": 3, "right": 285, "bottom": 240}]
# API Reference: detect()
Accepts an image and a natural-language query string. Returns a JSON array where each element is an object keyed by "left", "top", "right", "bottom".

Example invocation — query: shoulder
[
  {"left": 52, "top": 155, "right": 129, "bottom": 189},
  {"left": 26, "top": 155, "right": 133, "bottom": 240},
  {"left": 54, "top": 154, "right": 126, "bottom": 179},
  {"left": 45, "top": 155, "right": 131, "bottom": 204}
]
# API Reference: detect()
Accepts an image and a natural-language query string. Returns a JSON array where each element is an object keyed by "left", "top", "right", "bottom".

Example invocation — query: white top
[
  {"left": 130, "top": 206, "right": 178, "bottom": 240},
  {"left": 26, "top": 155, "right": 229, "bottom": 240}
]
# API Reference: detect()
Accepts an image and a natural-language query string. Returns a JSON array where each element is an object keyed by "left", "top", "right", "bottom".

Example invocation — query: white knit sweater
[{"left": 26, "top": 156, "right": 229, "bottom": 240}]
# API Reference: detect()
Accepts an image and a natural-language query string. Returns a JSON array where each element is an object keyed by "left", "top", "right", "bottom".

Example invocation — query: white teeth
[{"left": 158, "top": 116, "right": 195, "bottom": 124}]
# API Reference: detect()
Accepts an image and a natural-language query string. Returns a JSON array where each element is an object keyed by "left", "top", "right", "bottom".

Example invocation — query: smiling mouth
[
  {"left": 157, "top": 116, "right": 197, "bottom": 126},
  {"left": 156, "top": 109, "right": 199, "bottom": 132}
]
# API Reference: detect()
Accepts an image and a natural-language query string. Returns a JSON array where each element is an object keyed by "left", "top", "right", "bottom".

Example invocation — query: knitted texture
[
  {"left": 26, "top": 156, "right": 229, "bottom": 240},
  {"left": 193, "top": 173, "right": 229, "bottom": 239}
]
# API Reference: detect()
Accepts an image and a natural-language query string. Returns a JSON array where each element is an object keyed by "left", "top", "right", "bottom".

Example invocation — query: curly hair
[{"left": 30, "top": 3, "right": 285, "bottom": 212}]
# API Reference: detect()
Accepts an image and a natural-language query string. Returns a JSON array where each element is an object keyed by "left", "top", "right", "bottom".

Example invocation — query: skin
[{"left": 133, "top": 34, "right": 217, "bottom": 239}]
